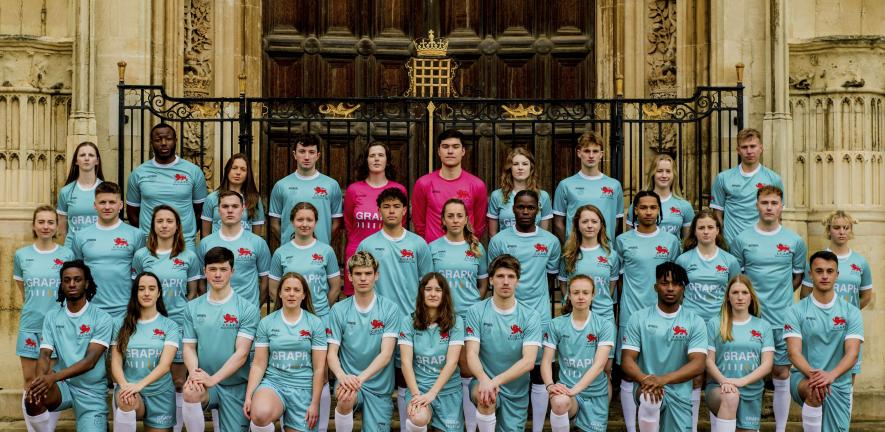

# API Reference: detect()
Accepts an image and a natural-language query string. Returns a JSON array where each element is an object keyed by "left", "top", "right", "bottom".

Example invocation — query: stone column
[{"left": 67, "top": 0, "right": 97, "bottom": 155}]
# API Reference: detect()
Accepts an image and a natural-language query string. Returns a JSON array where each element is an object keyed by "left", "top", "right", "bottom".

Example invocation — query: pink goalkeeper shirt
[
  {"left": 343, "top": 180, "right": 408, "bottom": 259},
  {"left": 411, "top": 169, "right": 488, "bottom": 242}
]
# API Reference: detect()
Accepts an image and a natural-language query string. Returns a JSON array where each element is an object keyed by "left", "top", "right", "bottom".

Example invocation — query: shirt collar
[
  {"left": 655, "top": 305, "right": 680, "bottom": 319},
  {"left": 151, "top": 156, "right": 180, "bottom": 168}
]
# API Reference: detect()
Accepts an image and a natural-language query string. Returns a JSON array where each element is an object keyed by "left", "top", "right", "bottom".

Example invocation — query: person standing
[
  {"left": 626, "top": 154, "right": 694, "bottom": 239},
  {"left": 201, "top": 153, "right": 266, "bottom": 237},
  {"left": 412, "top": 129, "right": 488, "bottom": 242},
  {"left": 710, "top": 128, "right": 784, "bottom": 245},
  {"left": 126, "top": 123, "right": 207, "bottom": 251},
  {"left": 269, "top": 133, "right": 343, "bottom": 245},
  {"left": 487, "top": 147, "right": 553, "bottom": 236},
  {"left": 57, "top": 141, "right": 103, "bottom": 246},
  {"left": 785, "top": 251, "right": 864, "bottom": 432}
]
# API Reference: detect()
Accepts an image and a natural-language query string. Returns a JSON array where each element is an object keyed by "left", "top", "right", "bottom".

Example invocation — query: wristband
[{"left": 545, "top": 383, "right": 554, "bottom": 390}]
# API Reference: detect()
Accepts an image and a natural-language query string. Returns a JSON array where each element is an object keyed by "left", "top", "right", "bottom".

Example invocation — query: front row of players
[{"left": 22, "top": 245, "right": 861, "bottom": 432}]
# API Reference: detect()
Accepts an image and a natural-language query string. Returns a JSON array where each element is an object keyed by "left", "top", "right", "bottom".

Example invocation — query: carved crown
[{"left": 415, "top": 30, "right": 448, "bottom": 57}]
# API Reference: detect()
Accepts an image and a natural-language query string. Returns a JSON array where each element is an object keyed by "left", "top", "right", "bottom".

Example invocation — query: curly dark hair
[{"left": 57, "top": 260, "right": 97, "bottom": 304}]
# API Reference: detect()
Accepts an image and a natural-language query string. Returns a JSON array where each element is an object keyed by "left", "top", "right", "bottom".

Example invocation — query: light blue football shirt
[
  {"left": 57, "top": 180, "right": 101, "bottom": 247},
  {"left": 676, "top": 247, "right": 741, "bottom": 322},
  {"left": 487, "top": 227, "right": 561, "bottom": 322},
  {"left": 13, "top": 244, "right": 75, "bottom": 332},
  {"left": 553, "top": 172, "right": 624, "bottom": 240},
  {"left": 182, "top": 291, "right": 259, "bottom": 386},
  {"left": 487, "top": 189, "right": 553, "bottom": 230},
  {"left": 71, "top": 221, "right": 145, "bottom": 317},
  {"left": 557, "top": 245, "right": 620, "bottom": 322},
  {"left": 132, "top": 248, "right": 202, "bottom": 323},
  {"left": 626, "top": 194, "right": 695, "bottom": 239},
  {"left": 268, "top": 171, "right": 343, "bottom": 244},
  {"left": 783, "top": 295, "right": 863, "bottom": 389},
  {"left": 111, "top": 313, "right": 180, "bottom": 395},
  {"left": 254, "top": 309, "right": 327, "bottom": 389},
  {"left": 622, "top": 306, "right": 707, "bottom": 401},
  {"left": 356, "top": 230, "right": 433, "bottom": 317},
  {"left": 126, "top": 157, "right": 208, "bottom": 248},
  {"left": 465, "top": 299, "right": 542, "bottom": 397},
  {"left": 731, "top": 225, "right": 806, "bottom": 329},
  {"left": 801, "top": 250, "right": 873, "bottom": 308},
  {"left": 705, "top": 315, "right": 774, "bottom": 399},
  {"left": 200, "top": 190, "right": 266, "bottom": 234},
  {"left": 40, "top": 302, "right": 114, "bottom": 389},
  {"left": 198, "top": 228, "right": 271, "bottom": 307},
  {"left": 398, "top": 315, "right": 465, "bottom": 395},
  {"left": 614, "top": 228, "right": 681, "bottom": 327},
  {"left": 429, "top": 237, "right": 489, "bottom": 317},
  {"left": 327, "top": 295, "right": 401, "bottom": 395},
  {"left": 710, "top": 164, "right": 783, "bottom": 244},
  {"left": 543, "top": 312, "right": 615, "bottom": 397},
  {"left": 269, "top": 239, "right": 340, "bottom": 317}
]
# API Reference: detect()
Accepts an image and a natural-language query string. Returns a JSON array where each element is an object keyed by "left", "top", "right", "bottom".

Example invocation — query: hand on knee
[
  {"left": 638, "top": 393, "right": 663, "bottom": 417},
  {"left": 408, "top": 406, "right": 431, "bottom": 427},
  {"left": 182, "top": 387, "right": 204, "bottom": 404},
  {"left": 549, "top": 394, "right": 571, "bottom": 415}
]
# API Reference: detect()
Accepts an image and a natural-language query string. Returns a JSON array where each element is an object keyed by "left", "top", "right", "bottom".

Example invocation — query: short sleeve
[
  {"left": 846, "top": 307, "right": 864, "bottom": 341},
  {"left": 465, "top": 306, "right": 481, "bottom": 343},
  {"left": 782, "top": 306, "right": 802, "bottom": 339},
  {"left": 625, "top": 204, "right": 635, "bottom": 227},
  {"left": 311, "top": 315, "right": 328, "bottom": 350},
  {"left": 450, "top": 316, "right": 465, "bottom": 346},
  {"left": 269, "top": 250, "right": 283, "bottom": 280},
  {"left": 40, "top": 313, "right": 56, "bottom": 351},
  {"left": 762, "top": 325, "right": 775, "bottom": 352},
  {"left": 522, "top": 313, "right": 542, "bottom": 347},
  {"left": 131, "top": 252, "right": 144, "bottom": 279},
  {"left": 237, "top": 303, "right": 260, "bottom": 340},
  {"left": 382, "top": 304, "right": 400, "bottom": 339},
  {"left": 477, "top": 244, "right": 489, "bottom": 279},
  {"left": 252, "top": 200, "right": 266, "bottom": 225},
  {"left": 726, "top": 254, "right": 741, "bottom": 281},
  {"left": 57, "top": 188, "right": 70, "bottom": 215},
  {"left": 486, "top": 236, "right": 502, "bottom": 263},
  {"left": 773, "top": 175, "right": 786, "bottom": 207},
  {"left": 268, "top": 182, "right": 284, "bottom": 218},
  {"left": 330, "top": 181, "right": 344, "bottom": 218},
  {"left": 397, "top": 316, "right": 414, "bottom": 346},
  {"left": 126, "top": 170, "right": 142, "bottom": 207},
  {"left": 681, "top": 202, "right": 695, "bottom": 227},
  {"left": 191, "top": 169, "right": 208, "bottom": 204},
  {"left": 609, "top": 251, "right": 621, "bottom": 281},
  {"left": 687, "top": 315, "right": 708, "bottom": 355},
  {"left": 256, "top": 238, "right": 271, "bottom": 276},
  {"left": 12, "top": 251, "right": 23, "bottom": 281},
  {"left": 92, "top": 314, "right": 114, "bottom": 348},
  {"left": 622, "top": 313, "right": 642, "bottom": 353},
  {"left": 860, "top": 258, "right": 873, "bottom": 290},
  {"left": 539, "top": 190, "right": 554, "bottom": 220},
  {"left": 71, "top": 232, "right": 83, "bottom": 259},
  {"left": 417, "top": 241, "right": 433, "bottom": 278},
  {"left": 111, "top": 320, "right": 121, "bottom": 345},
  {"left": 598, "top": 320, "right": 615, "bottom": 348},
  {"left": 614, "top": 181, "right": 625, "bottom": 218},
  {"left": 552, "top": 181, "right": 567, "bottom": 216},
  {"left": 486, "top": 191, "right": 501, "bottom": 219},
  {"left": 327, "top": 306, "right": 343, "bottom": 345},
  {"left": 547, "top": 238, "right": 561, "bottom": 275},
  {"left": 556, "top": 259, "right": 568, "bottom": 282},
  {"left": 200, "top": 194, "right": 214, "bottom": 222},
  {"left": 182, "top": 305, "right": 197, "bottom": 343},
  {"left": 731, "top": 237, "right": 745, "bottom": 268},
  {"left": 542, "top": 321, "right": 558, "bottom": 349},
  {"left": 668, "top": 236, "right": 682, "bottom": 260},
  {"left": 792, "top": 237, "right": 807, "bottom": 274},
  {"left": 254, "top": 319, "right": 270, "bottom": 347},
  {"left": 133, "top": 229, "right": 146, "bottom": 251},
  {"left": 165, "top": 320, "right": 182, "bottom": 348},
  {"left": 186, "top": 252, "right": 203, "bottom": 281},
  {"left": 710, "top": 173, "right": 725, "bottom": 210},
  {"left": 324, "top": 247, "right": 340, "bottom": 278},
  {"left": 705, "top": 318, "right": 718, "bottom": 351}
]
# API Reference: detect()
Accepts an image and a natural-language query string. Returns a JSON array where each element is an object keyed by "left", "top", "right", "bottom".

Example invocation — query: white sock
[
  {"left": 24, "top": 410, "right": 51, "bottom": 432},
  {"left": 550, "top": 411, "right": 570, "bottom": 432},
  {"left": 319, "top": 382, "right": 331, "bottom": 432},
  {"left": 531, "top": 383, "right": 549, "bottom": 432},
  {"left": 397, "top": 387, "right": 408, "bottom": 432},
  {"left": 476, "top": 411, "right": 496, "bottom": 432},
  {"left": 21, "top": 395, "right": 36, "bottom": 432},
  {"left": 47, "top": 410, "right": 60, "bottom": 431},
  {"left": 691, "top": 388, "right": 701, "bottom": 432},
  {"left": 334, "top": 410, "right": 354, "bottom": 432},
  {"left": 637, "top": 394, "right": 662, "bottom": 432},
  {"left": 620, "top": 380, "right": 638, "bottom": 432},
  {"left": 850, "top": 386, "right": 854, "bottom": 414},
  {"left": 250, "top": 420, "right": 275, "bottom": 432},
  {"left": 773, "top": 378, "right": 790, "bottom": 432},
  {"left": 462, "top": 378, "right": 477, "bottom": 432},
  {"left": 405, "top": 418, "right": 427, "bottom": 432},
  {"left": 113, "top": 407, "right": 137, "bottom": 432},
  {"left": 709, "top": 411, "right": 719, "bottom": 430},
  {"left": 211, "top": 408, "right": 220, "bottom": 431},
  {"left": 715, "top": 418, "right": 736, "bottom": 432},
  {"left": 182, "top": 401, "right": 206, "bottom": 432},
  {"left": 174, "top": 392, "right": 184, "bottom": 432},
  {"left": 801, "top": 403, "right": 823, "bottom": 432}
]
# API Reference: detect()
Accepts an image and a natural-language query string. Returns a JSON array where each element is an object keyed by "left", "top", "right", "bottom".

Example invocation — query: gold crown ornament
[{"left": 415, "top": 30, "right": 449, "bottom": 57}]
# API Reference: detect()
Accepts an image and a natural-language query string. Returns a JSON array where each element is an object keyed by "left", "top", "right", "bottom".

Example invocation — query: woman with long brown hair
[
  {"left": 201, "top": 153, "right": 265, "bottom": 237},
  {"left": 399, "top": 272, "right": 465, "bottom": 432},
  {"left": 57, "top": 141, "right": 104, "bottom": 245},
  {"left": 110, "top": 272, "right": 180, "bottom": 431},
  {"left": 705, "top": 275, "right": 773, "bottom": 432},
  {"left": 244, "top": 272, "right": 327, "bottom": 432},
  {"left": 559, "top": 204, "right": 619, "bottom": 324},
  {"left": 487, "top": 147, "right": 553, "bottom": 236}
]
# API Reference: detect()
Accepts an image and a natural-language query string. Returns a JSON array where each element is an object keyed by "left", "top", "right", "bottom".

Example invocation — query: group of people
[{"left": 12, "top": 123, "right": 871, "bottom": 432}]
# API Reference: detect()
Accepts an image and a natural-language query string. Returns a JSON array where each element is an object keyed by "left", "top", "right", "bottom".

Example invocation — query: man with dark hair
[
  {"left": 181, "top": 246, "right": 259, "bottom": 432},
  {"left": 784, "top": 251, "right": 863, "bottom": 432},
  {"left": 710, "top": 127, "right": 784, "bottom": 244},
  {"left": 730, "top": 185, "right": 806, "bottom": 431},
  {"left": 198, "top": 190, "right": 270, "bottom": 307},
  {"left": 621, "top": 262, "right": 707, "bottom": 432},
  {"left": 465, "top": 254, "right": 542, "bottom": 432},
  {"left": 268, "top": 133, "right": 343, "bottom": 245},
  {"left": 127, "top": 123, "right": 208, "bottom": 251},
  {"left": 71, "top": 181, "right": 145, "bottom": 317},
  {"left": 24, "top": 260, "right": 114, "bottom": 432},
  {"left": 412, "top": 129, "right": 488, "bottom": 242}
]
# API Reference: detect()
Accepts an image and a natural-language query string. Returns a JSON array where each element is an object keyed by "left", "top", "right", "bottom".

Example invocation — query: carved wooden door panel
[{"left": 262, "top": 0, "right": 596, "bottom": 225}]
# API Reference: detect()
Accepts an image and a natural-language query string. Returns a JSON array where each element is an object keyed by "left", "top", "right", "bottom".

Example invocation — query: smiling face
[
  {"left": 653, "top": 159, "right": 674, "bottom": 191},
  {"left": 137, "top": 275, "right": 161, "bottom": 309},
  {"left": 33, "top": 210, "right": 58, "bottom": 240},
  {"left": 292, "top": 208, "right": 317, "bottom": 238},
  {"left": 577, "top": 209, "right": 602, "bottom": 243}
]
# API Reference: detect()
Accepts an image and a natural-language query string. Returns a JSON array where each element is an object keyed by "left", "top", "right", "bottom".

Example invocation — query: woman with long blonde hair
[
  {"left": 705, "top": 275, "right": 773, "bottom": 432},
  {"left": 487, "top": 147, "right": 553, "bottom": 236},
  {"left": 627, "top": 154, "right": 694, "bottom": 239}
]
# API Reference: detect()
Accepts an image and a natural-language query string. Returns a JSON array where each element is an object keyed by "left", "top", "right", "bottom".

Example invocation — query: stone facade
[{"left": 0, "top": 0, "right": 882, "bottom": 420}]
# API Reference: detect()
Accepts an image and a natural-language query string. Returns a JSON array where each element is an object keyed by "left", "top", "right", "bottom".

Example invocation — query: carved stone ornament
[
  {"left": 183, "top": 0, "right": 214, "bottom": 183},
  {"left": 645, "top": 0, "right": 677, "bottom": 152}
]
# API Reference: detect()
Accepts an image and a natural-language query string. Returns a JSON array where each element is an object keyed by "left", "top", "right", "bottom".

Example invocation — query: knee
[
  {"left": 115, "top": 394, "right": 138, "bottom": 411},
  {"left": 250, "top": 405, "right": 275, "bottom": 426},
  {"left": 182, "top": 386, "right": 204, "bottom": 404},
  {"left": 721, "top": 391, "right": 740, "bottom": 409},
  {"left": 772, "top": 366, "right": 790, "bottom": 380},
  {"left": 173, "top": 376, "right": 186, "bottom": 392},
  {"left": 550, "top": 394, "right": 571, "bottom": 415},
  {"left": 638, "top": 394, "right": 662, "bottom": 414},
  {"left": 408, "top": 406, "right": 431, "bottom": 426}
]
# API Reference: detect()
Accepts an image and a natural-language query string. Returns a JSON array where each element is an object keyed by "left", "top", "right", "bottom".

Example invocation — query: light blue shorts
[
  {"left": 790, "top": 371, "right": 852, "bottom": 431},
  {"left": 573, "top": 393, "right": 609, "bottom": 432},
  {"left": 258, "top": 380, "right": 316, "bottom": 432},
  {"left": 470, "top": 379, "right": 529, "bottom": 432},
  {"left": 404, "top": 389, "right": 463, "bottom": 431},
  {"left": 54, "top": 381, "right": 108, "bottom": 431},
  {"left": 206, "top": 383, "right": 249, "bottom": 432},
  {"left": 705, "top": 383, "right": 762, "bottom": 430}
]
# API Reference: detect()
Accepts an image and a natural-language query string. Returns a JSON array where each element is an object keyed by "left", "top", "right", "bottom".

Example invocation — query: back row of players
[{"left": 14, "top": 125, "right": 870, "bottom": 432}]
